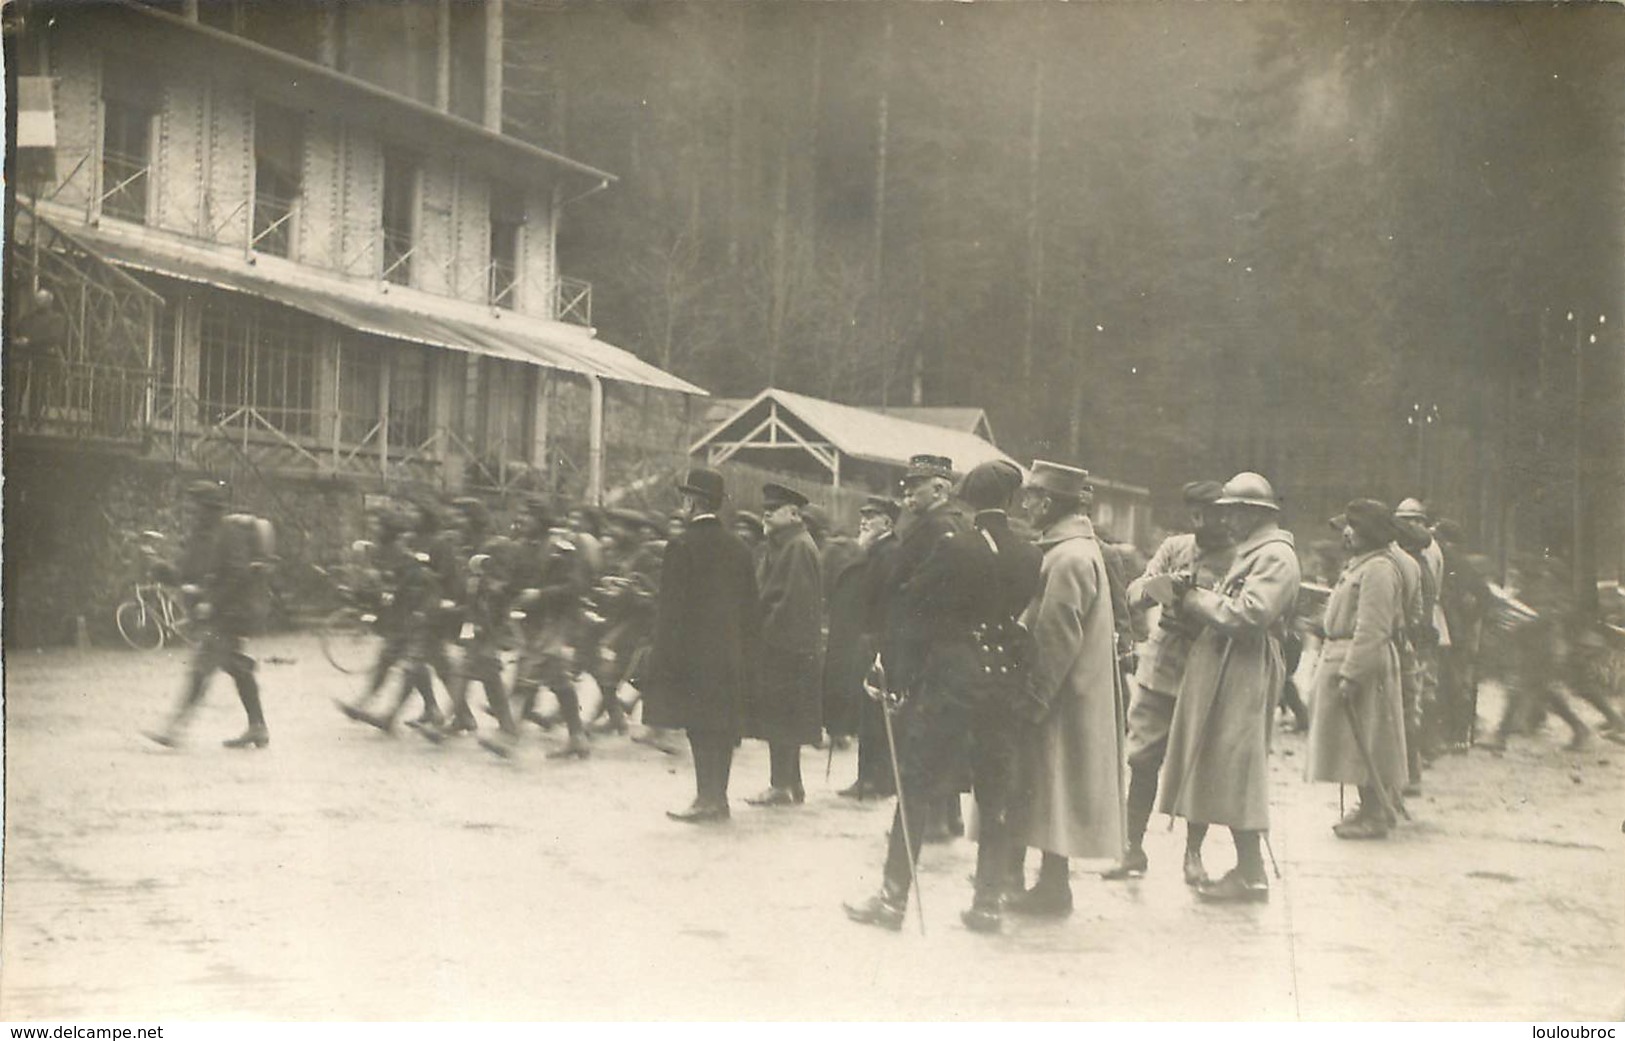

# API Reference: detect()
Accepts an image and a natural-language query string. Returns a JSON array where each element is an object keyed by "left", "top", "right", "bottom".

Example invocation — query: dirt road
[{"left": 2, "top": 635, "right": 1621, "bottom": 1020}]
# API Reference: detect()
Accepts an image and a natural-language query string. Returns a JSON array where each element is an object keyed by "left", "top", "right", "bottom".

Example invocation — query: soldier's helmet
[
  {"left": 186, "top": 479, "right": 229, "bottom": 510},
  {"left": 1393, "top": 497, "right": 1430, "bottom": 522},
  {"left": 1214, "top": 472, "right": 1280, "bottom": 511}
]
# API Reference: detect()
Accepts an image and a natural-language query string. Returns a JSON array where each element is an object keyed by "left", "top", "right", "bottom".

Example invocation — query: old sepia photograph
[{"left": 1, "top": 0, "right": 1622, "bottom": 1023}]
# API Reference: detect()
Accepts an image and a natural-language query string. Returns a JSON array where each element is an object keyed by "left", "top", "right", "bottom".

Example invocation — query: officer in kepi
[{"left": 144, "top": 479, "right": 271, "bottom": 750}]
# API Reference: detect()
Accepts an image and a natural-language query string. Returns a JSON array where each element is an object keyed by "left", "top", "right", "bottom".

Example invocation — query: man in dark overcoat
[
  {"left": 644, "top": 468, "right": 761, "bottom": 823},
  {"left": 844, "top": 454, "right": 982, "bottom": 930},
  {"left": 744, "top": 483, "right": 825, "bottom": 806},
  {"left": 836, "top": 497, "right": 901, "bottom": 799}
]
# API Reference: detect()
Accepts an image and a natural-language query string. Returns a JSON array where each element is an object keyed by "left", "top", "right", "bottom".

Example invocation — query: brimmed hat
[
  {"left": 858, "top": 496, "right": 901, "bottom": 522},
  {"left": 1393, "top": 497, "right": 1429, "bottom": 521},
  {"left": 1330, "top": 499, "right": 1399, "bottom": 545},
  {"left": 1215, "top": 472, "right": 1280, "bottom": 511},
  {"left": 762, "top": 482, "right": 810, "bottom": 511},
  {"left": 676, "top": 467, "right": 725, "bottom": 504},
  {"left": 1024, "top": 459, "right": 1092, "bottom": 501},
  {"left": 901, "top": 454, "right": 955, "bottom": 486},
  {"left": 1182, "top": 480, "right": 1225, "bottom": 506},
  {"left": 959, "top": 459, "right": 1025, "bottom": 510}
]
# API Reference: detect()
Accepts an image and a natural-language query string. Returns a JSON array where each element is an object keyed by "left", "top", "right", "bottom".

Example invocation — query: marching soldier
[
  {"left": 1155, "top": 472, "right": 1301, "bottom": 903},
  {"left": 143, "top": 479, "right": 271, "bottom": 750},
  {"left": 843, "top": 454, "right": 979, "bottom": 930},
  {"left": 426, "top": 498, "right": 522, "bottom": 749},
  {"left": 744, "top": 483, "right": 824, "bottom": 806},
  {"left": 1305, "top": 501, "right": 1408, "bottom": 839},
  {"left": 1006, "top": 461, "right": 1125, "bottom": 917},
  {"left": 836, "top": 496, "right": 901, "bottom": 799},
  {"left": 584, "top": 508, "right": 663, "bottom": 736},
  {"left": 643, "top": 468, "right": 761, "bottom": 823},
  {"left": 507, "top": 496, "right": 594, "bottom": 760},
  {"left": 1102, "top": 480, "right": 1233, "bottom": 882}
]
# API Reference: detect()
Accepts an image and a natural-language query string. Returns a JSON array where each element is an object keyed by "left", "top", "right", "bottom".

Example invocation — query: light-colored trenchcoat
[
  {"left": 1306, "top": 548, "right": 1408, "bottom": 787},
  {"left": 1156, "top": 523, "right": 1301, "bottom": 831},
  {"left": 1014, "top": 514, "right": 1126, "bottom": 860}
]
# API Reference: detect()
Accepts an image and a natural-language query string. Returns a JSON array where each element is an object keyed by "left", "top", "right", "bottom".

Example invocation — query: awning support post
[{"left": 587, "top": 373, "right": 605, "bottom": 507}]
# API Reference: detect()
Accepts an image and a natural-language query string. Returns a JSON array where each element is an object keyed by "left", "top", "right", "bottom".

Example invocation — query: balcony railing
[
  {"left": 99, "top": 150, "right": 150, "bottom": 223},
  {"left": 6, "top": 357, "right": 155, "bottom": 443},
  {"left": 555, "top": 276, "right": 592, "bottom": 326}
]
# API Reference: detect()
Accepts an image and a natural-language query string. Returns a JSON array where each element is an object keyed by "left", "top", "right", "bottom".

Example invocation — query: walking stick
[
  {"left": 1110, "top": 654, "right": 1131, "bottom": 858},
  {"left": 1163, "top": 636, "right": 1238, "bottom": 829},
  {"left": 1340, "top": 692, "right": 1410, "bottom": 822},
  {"left": 879, "top": 696, "right": 925, "bottom": 936}
]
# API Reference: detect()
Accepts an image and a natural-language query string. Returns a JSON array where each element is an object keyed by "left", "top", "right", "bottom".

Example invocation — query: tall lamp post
[
  {"left": 1567, "top": 311, "right": 1605, "bottom": 614},
  {"left": 1406, "top": 401, "right": 1439, "bottom": 491}
]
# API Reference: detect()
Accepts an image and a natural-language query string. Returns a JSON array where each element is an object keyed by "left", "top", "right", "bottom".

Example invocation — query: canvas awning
[{"left": 69, "top": 227, "right": 705, "bottom": 395}]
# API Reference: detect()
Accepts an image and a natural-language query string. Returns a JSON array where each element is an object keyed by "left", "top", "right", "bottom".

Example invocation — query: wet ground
[{"left": 2, "top": 634, "right": 1622, "bottom": 1021}]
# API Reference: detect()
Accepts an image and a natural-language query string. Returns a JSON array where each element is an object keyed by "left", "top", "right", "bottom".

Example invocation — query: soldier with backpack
[{"left": 143, "top": 479, "right": 275, "bottom": 750}]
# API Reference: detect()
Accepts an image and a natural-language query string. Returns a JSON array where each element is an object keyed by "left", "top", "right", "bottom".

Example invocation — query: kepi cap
[
  {"left": 901, "top": 454, "right": 955, "bottom": 486},
  {"left": 1024, "top": 459, "right": 1093, "bottom": 501}
]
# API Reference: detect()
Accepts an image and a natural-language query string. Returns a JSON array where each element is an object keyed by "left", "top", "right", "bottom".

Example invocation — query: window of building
[
  {"left": 197, "top": 297, "right": 318, "bottom": 438},
  {"left": 99, "top": 63, "right": 160, "bottom": 224},
  {"left": 489, "top": 186, "right": 524, "bottom": 310},
  {"left": 252, "top": 104, "right": 303, "bottom": 258},
  {"left": 381, "top": 152, "right": 418, "bottom": 285},
  {"left": 337, "top": 336, "right": 435, "bottom": 450}
]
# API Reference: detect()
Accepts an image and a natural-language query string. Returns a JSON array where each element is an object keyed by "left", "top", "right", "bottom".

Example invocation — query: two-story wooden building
[{"left": 3, "top": 0, "right": 706, "bottom": 643}]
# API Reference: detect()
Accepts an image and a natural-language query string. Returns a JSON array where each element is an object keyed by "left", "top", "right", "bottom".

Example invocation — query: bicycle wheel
[
  {"left": 116, "top": 600, "right": 164, "bottom": 651},
  {"left": 318, "top": 607, "right": 377, "bottom": 674},
  {"left": 167, "top": 603, "right": 203, "bottom": 647}
]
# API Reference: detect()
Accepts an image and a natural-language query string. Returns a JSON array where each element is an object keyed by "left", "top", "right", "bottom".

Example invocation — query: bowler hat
[
  {"left": 1182, "top": 480, "right": 1225, "bottom": 506},
  {"left": 762, "top": 482, "right": 810, "bottom": 511},
  {"left": 901, "top": 454, "right": 955, "bottom": 486},
  {"left": 676, "top": 467, "right": 725, "bottom": 504},
  {"left": 858, "top": 496, "right": 901, "bottom": 522},
  {"left": 959, "top": 459, "right": 1025, "bottom": 511},
  {"left": 1024, "top": 459, "right": 1093, "bottom": 501},
  {"left": 1215, "top": 472, "right": 1280, "bottom": 511},
  {"left": 1330, "top": 499, "right": 1399, "bottom": 546}
]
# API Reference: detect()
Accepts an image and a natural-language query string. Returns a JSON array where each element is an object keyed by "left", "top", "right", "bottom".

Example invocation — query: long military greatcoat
[
  {"left": 1306, "top": 548, "right": 1408, "bottom": 788},
  {"left": 640, "top": 515, "right": 760, "bottom": 737},
  {"left": 1157, "top": 523, "right": 1301, "bottom": 831},
  {"left": 745, "top": 521, "right": 824, "bottom": 745},
  {"left": 1014, "top": 514, "right": 1126, "bottom": 860},
  {"left": 821, "top": 542, "right": 876, "bottom": 738}
]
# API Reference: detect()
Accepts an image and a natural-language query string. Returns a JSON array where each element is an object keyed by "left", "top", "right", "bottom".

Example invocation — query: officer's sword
[
  {"left": 867, "top": 655, "right": 925, "bottom": 936},
  {"left": 1340, "top": 692, "right": 1410, "bottom": 822}
]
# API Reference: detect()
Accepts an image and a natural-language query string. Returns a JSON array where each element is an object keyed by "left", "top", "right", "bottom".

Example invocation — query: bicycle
[
  {"left": 312, "top": 559, "right": 382, "bottom": 675},
  {"left": 115, "top": 580, "right": 200, "bottom": 651}
]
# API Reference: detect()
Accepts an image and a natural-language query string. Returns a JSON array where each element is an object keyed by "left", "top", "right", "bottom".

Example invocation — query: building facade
[{"left": 3, "top": 0, "right": 704, "bottom": 644}]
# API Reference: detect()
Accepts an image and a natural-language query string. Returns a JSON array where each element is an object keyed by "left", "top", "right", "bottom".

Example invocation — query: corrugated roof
[
  {"left": 694, "top": 388, "right": 1014, "bottom": 474},
  {"left": 68, "top": 226, "right": 705, "bottom": 395}
]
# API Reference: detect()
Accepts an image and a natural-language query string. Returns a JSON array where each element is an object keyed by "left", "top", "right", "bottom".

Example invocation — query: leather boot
[
  {"left": 843, "top": 887, "right": 906, "bottom": 931},
  {"left": 1195, "top": 868, "right": 1269, "bottom": 903},
  {"left": 547, "top": 732, "right": 591, "bottom": 759},
  {"left": 223, "top": 724, "right": 270, "bottom": 749},
  {"left": 1101, "top": 847, "right": 1149, "bottom": 881}
]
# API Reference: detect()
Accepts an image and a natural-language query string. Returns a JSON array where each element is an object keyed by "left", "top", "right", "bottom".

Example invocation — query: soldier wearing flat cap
[
  {"left": 831, "top": 496, "right": 903, "bottom": 799},
  {"left": 1305, "top": 500, "right": 1408, "bottom": 839},
  {"left": 1001, "top": 461, "right": 1125, "bottom": 917},
  {"left": 144, "top": 479, "right": 272, "bottom": 750},
  {"left": 1102, "top": 479, "right": 1234, "bottom": 883},
  {"left": 743, "top": 483, "right": 825, "bottom": 806},
  {"left": 644, "top": 468, "right": 761, "bottom": 822}
]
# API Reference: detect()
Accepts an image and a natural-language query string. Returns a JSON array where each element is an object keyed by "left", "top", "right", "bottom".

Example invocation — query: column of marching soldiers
[{"left": 142, "top": 457, "right": 1624, "bottom": 934}]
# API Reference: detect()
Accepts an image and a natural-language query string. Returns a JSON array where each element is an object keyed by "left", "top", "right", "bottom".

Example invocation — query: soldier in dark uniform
[
  {"left": 744, "top": 483, "right": 825, "bottom": 806},
  {"left": 835, "top": 496, "right": 901, "bottom": 799},
  {"left": 957, "top": 460, "right": 1044, "bottom": 932},
  {"left": 643, "top": 468, "right": 761, "bottom": 823},
  {"left": 144, "top": 479, "right": 271, "bottom": 749},
  {"left": 507, "top": 496, "right": 594, "bottom": 760},
  {"left": 584, "top": 508, "right": 663, "bottom": 736},
  {"left": 844, "top": 454, "right": 982, "bottom": 930}
]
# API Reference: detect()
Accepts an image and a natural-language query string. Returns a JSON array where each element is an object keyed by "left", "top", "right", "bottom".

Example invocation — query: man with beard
[
  {"left": 836, "top": 497, "right": 902, "bottom": 799},
  {"left": 1155, "top": 472, "right": 1301, "bottom": 903},
  {"left": 1102, "top": 480, "right": 1233, "bottom": 882},
  {"left": 643, "top": 468, "right": 760, "bottom": 822},
  {"left": 744, "top": 483, "right": 825, "bottom": 806},
  {"left": 1305, "top": 501, "right": 1408, "bottom": 839},
  {"left": 1005, "top": 461, "right": 1125, "bottom": 917}
]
